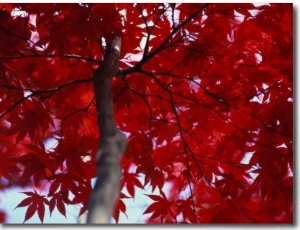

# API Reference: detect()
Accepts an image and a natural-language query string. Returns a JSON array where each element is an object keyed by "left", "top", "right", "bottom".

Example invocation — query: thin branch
[
  {"left": 119, "top": 4, "right": 210, "bottom": 77},
  {"left": 0, "top": 78, "right": 93, "bottom": 119},
  {"left": 0, "top": 53, "right": 101, "bottom": 64}
]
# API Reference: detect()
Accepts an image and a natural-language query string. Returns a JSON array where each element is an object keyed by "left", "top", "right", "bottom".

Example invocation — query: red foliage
[
  {"left": 14, "top": 190, "right": 49, "bottom": 223},
  {"left": 0, "top": 3, "right": 293, "bottom": 223},
  {"left": 0, "top": 210, "right": 7, "bottom": 223}
]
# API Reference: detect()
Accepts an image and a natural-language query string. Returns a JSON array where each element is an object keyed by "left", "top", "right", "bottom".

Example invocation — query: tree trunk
[{"left": 86, "top": 36, "right": 128, "bottom": 224}]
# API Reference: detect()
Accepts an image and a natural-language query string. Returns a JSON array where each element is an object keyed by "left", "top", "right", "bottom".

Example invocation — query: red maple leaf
[{"left": 14, "top": 190, "right": 49, "bottom": 223}]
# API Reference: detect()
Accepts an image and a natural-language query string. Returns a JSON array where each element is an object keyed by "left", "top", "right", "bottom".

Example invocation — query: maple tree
[{"left": 0, "top": 3, "right": 293, "bottom": 224}]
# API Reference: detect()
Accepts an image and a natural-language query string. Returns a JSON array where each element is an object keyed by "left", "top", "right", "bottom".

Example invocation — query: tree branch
[
  {"left": 117, "top": 3, "right": 210, "bottom": 77},
  {"left": 86, "top": 36, "right": 128, "bottom": 224},
  {"left": 0, "top": 78, "right": 93, "bottom": 119}
]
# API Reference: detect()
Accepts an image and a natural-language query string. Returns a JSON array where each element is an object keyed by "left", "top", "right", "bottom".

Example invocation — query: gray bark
[{"left": 86, "top": 36, "right": 128, "bottom": 224}]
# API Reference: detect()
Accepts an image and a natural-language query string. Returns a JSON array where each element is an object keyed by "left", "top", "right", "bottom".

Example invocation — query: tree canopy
[{"left": 0, "top": 3, "right": 293, "bottom": 224}]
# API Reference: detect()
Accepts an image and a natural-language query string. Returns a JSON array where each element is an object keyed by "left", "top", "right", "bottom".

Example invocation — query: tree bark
[{"left": 86, "top": 36, "right": 128, "bottom": 224}]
